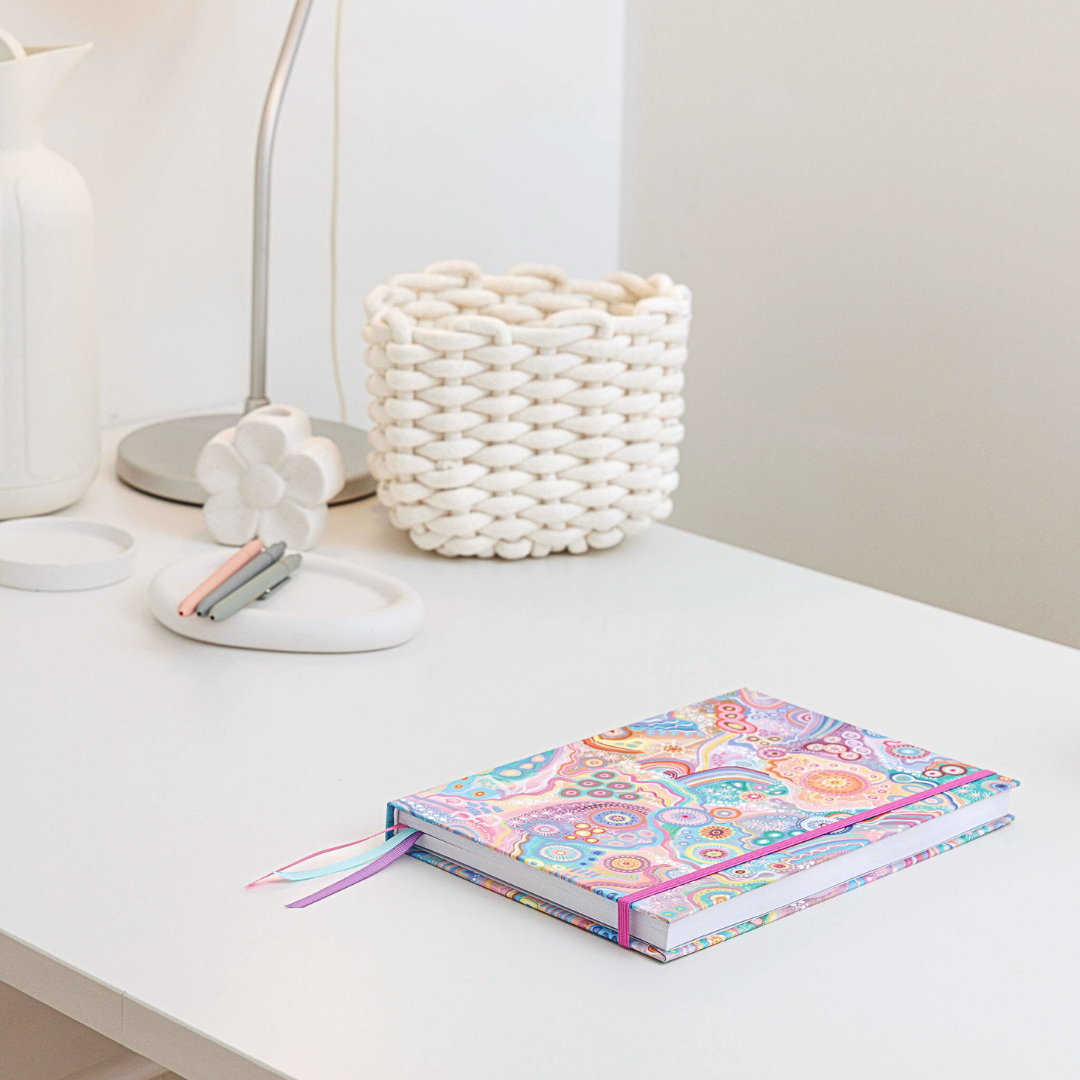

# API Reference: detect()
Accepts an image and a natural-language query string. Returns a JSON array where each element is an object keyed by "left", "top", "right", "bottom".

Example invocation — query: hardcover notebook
[{"left": 389, "top": 689, "right": 1017, "bottom": 961}]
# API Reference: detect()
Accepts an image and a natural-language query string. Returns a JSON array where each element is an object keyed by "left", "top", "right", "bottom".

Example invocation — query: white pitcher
[{"left": 0, "top": 29, "right": 97, "bottom": 519}]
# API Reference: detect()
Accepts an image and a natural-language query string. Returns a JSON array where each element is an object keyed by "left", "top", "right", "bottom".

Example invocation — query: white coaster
[
  {"left": 149, "top": 548, "right": 424, "bottom": 653},
  {"left": 0, "top": 518, "right": 137, "bottom": 591}
]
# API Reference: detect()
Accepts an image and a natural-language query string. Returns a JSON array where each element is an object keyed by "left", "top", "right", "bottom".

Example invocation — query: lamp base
[{"left": 116, "top": 414, "right": 375, "bottom": 506}]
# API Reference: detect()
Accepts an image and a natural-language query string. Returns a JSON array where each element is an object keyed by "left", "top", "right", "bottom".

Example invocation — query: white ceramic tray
[
  {"left": 150, "top": 549, "right": 423, "bottom": 653},
  {"left": 0, "top": 518, "right": 136, "bottom": 591}
]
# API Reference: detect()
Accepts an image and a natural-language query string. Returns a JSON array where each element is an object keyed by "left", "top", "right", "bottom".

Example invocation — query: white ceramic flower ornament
[{"left": 196, "top": 406, "right": 344, "bottom": 550}]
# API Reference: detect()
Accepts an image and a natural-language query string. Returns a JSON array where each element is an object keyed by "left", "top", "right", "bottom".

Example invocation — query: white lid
[{"left": 0, "top": 518, "right": 137, "bottom": 591}]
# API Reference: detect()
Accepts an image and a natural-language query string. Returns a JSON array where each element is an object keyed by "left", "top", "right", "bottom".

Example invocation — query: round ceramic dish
[
  {"left": 149, "top": 548, "right": 424, "bottom": 653},
  {"left": 0, "top": 518, "right": 137, "bottom": 591}
]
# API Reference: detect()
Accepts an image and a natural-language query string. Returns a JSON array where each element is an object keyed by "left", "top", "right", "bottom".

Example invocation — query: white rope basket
[{"left": 362, "top": 261, "right": 691, "bottom": 559}]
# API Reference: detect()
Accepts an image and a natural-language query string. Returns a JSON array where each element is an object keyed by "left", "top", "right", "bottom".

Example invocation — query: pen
[
  {"left": 195, "top": 540, "right": 286, "bottom": 617},
  {"left": 177, "top": 539, "right": 264, "bottom": 617},
  {"left": 207, "top": 553, "right": 301, "bottom": 622}
]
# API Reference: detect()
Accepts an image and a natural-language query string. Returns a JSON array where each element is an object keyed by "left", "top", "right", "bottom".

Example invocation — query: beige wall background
[{"left": 623, "top": 0, "right": 1080, "bottom": 648}]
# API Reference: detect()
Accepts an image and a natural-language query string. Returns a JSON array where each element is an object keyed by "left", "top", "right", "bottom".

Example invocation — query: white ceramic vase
[{"left": 0, "top": 34, "right": 97, "bottom": 520}]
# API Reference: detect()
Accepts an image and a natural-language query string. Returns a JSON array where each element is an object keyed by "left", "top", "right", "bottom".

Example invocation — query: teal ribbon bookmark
[{"left": 248, "top": 826, "right": 420, "bottom": 908}]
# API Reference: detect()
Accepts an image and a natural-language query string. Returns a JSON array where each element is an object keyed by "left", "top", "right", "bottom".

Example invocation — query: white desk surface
[{"left": 1, "top": 443, "right": 1074, "bottom": 1080}]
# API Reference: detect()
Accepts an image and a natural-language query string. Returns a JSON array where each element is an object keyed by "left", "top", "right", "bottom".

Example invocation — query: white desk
[{"left": 1, "top": 443, "right": 1073, "bottom": 1080}]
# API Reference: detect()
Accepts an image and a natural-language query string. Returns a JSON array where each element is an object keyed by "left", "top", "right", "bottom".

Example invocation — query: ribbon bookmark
[
  {"left": 249, "top": 826, "right": 420, "bottom": 908},
  {"left": 615, "top": 768, "right": 996, "bottom": 948},
  {"left": 286, "top": 831, "right": 420, "bottom": 908}
]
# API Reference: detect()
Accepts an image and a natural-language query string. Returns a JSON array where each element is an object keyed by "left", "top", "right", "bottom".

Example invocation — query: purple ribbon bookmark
[
  {"left": 249, "top": 826, "right": 421, "bottom": 908},
  {"left": 286, "top": 831, "right": 421, "bottom": 908}
]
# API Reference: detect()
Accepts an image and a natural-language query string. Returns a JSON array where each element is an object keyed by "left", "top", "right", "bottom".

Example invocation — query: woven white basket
[{"left": 362, "top": 261, "right": 691, "bottom": 559}]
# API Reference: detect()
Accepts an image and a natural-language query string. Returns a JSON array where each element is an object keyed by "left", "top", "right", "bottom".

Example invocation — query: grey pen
[
  {"left": 195, "top": 540, "right": 286, "bottom": 616},
  {"left": 256, "top": 575, "right": 292, "bottom": 601},
  {"left": 207, "top": 553, "right": 301, "bottom": 622}
]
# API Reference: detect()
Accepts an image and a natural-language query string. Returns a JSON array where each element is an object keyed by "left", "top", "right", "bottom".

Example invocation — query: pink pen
[{"left": 177, "top": 540, "right": 265, "bottom": 617}]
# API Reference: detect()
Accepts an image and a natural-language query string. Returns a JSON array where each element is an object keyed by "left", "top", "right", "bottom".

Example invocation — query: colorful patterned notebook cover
[{"left": 389, "top": 689, "right": 1016, "bottom": 957}]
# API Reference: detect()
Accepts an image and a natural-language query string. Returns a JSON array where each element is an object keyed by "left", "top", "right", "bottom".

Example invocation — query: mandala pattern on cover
[{"left": 390, "top": 689, "right": 1016, "bottom": 954}]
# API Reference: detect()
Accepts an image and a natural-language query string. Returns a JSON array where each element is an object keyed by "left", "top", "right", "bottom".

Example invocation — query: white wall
[
  {"left": 623, "top": 0, "right": 1080, "bottom": 647},
  {"left": 1, "top": 0, "right": 625, "bottom": 427}
]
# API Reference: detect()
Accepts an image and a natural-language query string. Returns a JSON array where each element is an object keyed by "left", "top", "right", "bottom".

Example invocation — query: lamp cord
[{"left": 330, "top": 0, "right": 348, "bottom": 423}]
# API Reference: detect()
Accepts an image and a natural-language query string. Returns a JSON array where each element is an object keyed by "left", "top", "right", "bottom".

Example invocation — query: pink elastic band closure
[{"left": 615, "top": 768, "right": 995, "bottom": 948}]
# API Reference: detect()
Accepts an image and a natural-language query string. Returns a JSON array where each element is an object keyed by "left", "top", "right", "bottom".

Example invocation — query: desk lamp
[{"left": 116, "top": 0, "right": 372, "bottom": 505}]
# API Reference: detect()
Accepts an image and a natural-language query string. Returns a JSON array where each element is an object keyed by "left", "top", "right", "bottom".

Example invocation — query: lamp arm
[{"left": 246, "top": 0, "right": 316, "bottom": 412}]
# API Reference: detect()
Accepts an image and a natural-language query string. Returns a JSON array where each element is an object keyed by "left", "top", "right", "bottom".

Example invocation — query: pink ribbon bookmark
[
  {"left": 247, "top": 825, "right": 419, "bottom": 907},
  {"left": 616, "top": 769, "right": 996, "bottom": 948},
  {"left": 246, "top": 829, "right": 397, "bottom": 888},
  {"left": 286, "top": 832, "right": 420, "bottom": 908}
]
